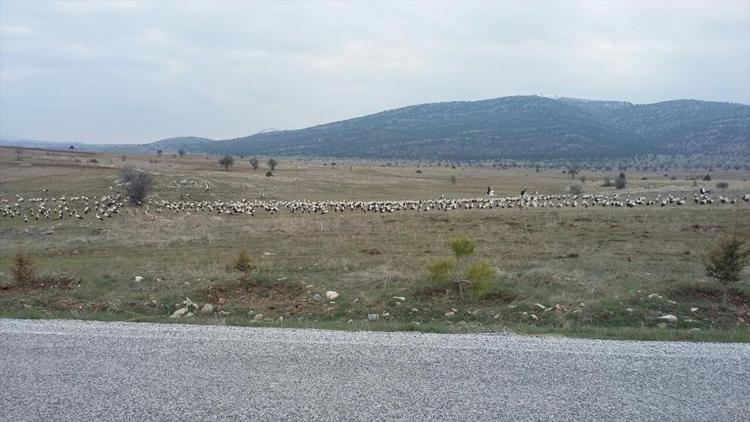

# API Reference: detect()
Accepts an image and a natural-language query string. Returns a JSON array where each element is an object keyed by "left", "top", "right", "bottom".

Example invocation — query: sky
[{"left": 1, "top": 0, "right": 749, "bottom": 144}]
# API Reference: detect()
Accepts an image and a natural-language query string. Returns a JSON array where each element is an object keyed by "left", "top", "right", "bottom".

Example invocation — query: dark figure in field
[{"left": 520, "top": 189, "right": 527, "bottom": 197}]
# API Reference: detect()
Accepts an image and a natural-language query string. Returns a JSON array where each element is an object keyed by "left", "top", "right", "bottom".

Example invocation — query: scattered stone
[
  {"left": 134, "top": 276, "right": 143, "bottom": 282},
  {"left": 410, "top": 308, "right": 418, "bottom": 313},
  {"left": 381, "top": 312, "right": 390, "bottom": 317},
  {"left": 311, "top": 293, "right": 322, "bottom": 302},
  {"left": 185, "top": 312, "right": 194, "bottom": 318},
  {"left": 393, "top": 296, "right": 406, "bottom": 302},
  {"left": 656, "top": 322, "right": 668, "bottom": 328},
  {"left": 444, "top": 311, "right": 455, "bottom": 317},
  {"left": 263, "top": 252, "right": 272, "bottom": 256},
  {"left": 690, "top": 307, "right": 698, "bottom": 312},
  {"left": 493, "top": 314, "right": 501, "bottom": 319},
  {"left": 218, "top": 310, "right": 230, "bottom": 317},
  {"left": 200, "top": 303, "right": 215, "bottom": 315},
  {"left": 535, "top": 303, "right": 546, "bottom": 310},
  {"left": 278, "top": 316, "right": 283, "bottom": 322},
  {"left": 367, "top": 313, "right": 379, "bottom": 321},
  {"left": 413, "top": 321, "right": 421, "bottom": 326},
  {"left": 305, "top": 284, "right": 315, "bottom": 289},
  {"left": 658, "top": 314, "right": 678, "bottom": 322},
  {"left": 324, "top": 291, "right": 339, "bottom": 300},
  {"left": 170, "top": 307, "right": 189, "bottom": 318},
  {"left": 450, "top": 308, "right": 458, "bottom": 313},
  {"left": 347, "top": 319, "right": 353, "bottom": 323},
  {"left": 254, "top": 313, "right": 264, "bottom": 320},
  {"left": 530, "top": 314, "right": 539, "bottom": 320},
  {"left": 625, "top": 308, "right": 634, "bottom": 312}
]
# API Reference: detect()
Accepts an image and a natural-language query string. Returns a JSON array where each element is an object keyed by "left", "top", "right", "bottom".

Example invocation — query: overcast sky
[{"left": 1, "top": 0, "right": 748, "bottom": 144}]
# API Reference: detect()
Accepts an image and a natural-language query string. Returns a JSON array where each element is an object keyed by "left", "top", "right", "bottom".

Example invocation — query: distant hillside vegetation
[
  {"left": 4, "top": 96, "right": 747, "bottom": 160},
  {"left": 213, "top": 96, "right": 750, "bottom": 160}
]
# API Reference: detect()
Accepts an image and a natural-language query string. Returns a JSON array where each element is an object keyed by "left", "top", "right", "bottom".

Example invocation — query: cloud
[{"left": 0, "top": 0, "right": 748, "bottom": 143}]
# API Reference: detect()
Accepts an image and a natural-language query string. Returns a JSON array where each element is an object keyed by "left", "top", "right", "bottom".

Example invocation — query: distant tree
[
  {"left": 450, "top": 175, "right": 457, "bottom": 185},
  {"left": 615, "top": 172, "right": 627, "bottom": 189},
  {"left": 121, "top": 167, "right": 153, "bottom": 205},
  {"left": 15, "top": 149, "right": 22, "bottom": 161},
  {"left": 703, "top": 174, "right": 712, "bottom": 181},
  {"left": 219, "top": 155, "right": 234, "bottom": 171},
  {"left": 69, "top": 145, "right": 75, "bottom": 150},
  {"left": 178, "top": 149, "right": 186, "bottom": 158},
  {"left": 267, "top": 158, "right": 278, "bottom": 171},
  {"left": 568, "top": 166, "right": 579, "bottom": 179},
  {"left": 156, "top": 149, "right": 163, "bottom": 158},
  {"left": 249, "top": 157, "right": 260, "bottom": 170},
  {"left": 705, "top": 237, "right": 750, "bottom": 305}
]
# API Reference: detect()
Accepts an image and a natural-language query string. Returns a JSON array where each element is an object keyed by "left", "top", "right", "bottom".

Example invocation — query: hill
[
  {"left": 4, "top": 96, "right": 748, "bottom": 160},
  {"left": 215, "top": 95, "right": 750, "bottom": 160}
]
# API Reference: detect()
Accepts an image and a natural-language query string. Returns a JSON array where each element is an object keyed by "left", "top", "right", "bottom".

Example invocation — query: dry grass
[{"left": 1, "top": 146, "right": 750, "bottom": 341}]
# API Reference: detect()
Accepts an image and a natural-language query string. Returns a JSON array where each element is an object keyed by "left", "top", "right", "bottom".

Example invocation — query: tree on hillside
[
  {"left": 219, "top": 155, "right": 234, "bottom": 171},
  {"left": 178, "top": 149, "right": 186, "bottom": 158},
  {"left": 69, "top": 145, "right": 75, "bottom": 150},
  {"left": 268, "top": 158, "right": 278, "bottom": 171},
  {"left": 249, "top": 157, "right": 260, "bottom": 170},
  {"left": 705, "top": 237, "right": 750, "bottom": 306},
  {"left": 156, "top": 149, "right": 163, "bottom": 158}
]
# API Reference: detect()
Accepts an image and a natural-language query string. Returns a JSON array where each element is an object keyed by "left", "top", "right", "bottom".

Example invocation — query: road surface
[{"left": 1, "top": 319, "right": 748, "bottom": 421}]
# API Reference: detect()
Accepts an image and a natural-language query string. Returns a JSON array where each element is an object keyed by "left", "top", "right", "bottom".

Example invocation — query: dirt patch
[
  {"left": 668, "top": 285, "right": 750, "bottom": 306},
  {"left": 682, "top": 224, "right": 723, "bottom": 232},
  {"left": 360, "top": 248, "right": 384, "bottom": 255}
]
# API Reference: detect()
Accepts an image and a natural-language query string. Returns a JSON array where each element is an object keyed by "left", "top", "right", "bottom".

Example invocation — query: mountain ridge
[{"left": 2, "top": 95, "right": 748, "bottom": 159}]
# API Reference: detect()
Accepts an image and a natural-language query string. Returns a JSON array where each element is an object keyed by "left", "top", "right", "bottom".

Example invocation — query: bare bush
[
  {"left": 716, "top": 182, "right": 729, "bottom": 189},
  {"left": 121, "top": 167, "right": 153, "bottom": 205},
  {"left": 267, "top": 158, "right": 278, "bottom": 171},
  {"left": 615, "top": 172, "right": 627, "bottom": 189},
  {"left": 219, "top": 155, "right": 234, "bottom": 170},
  {"left": 249, "top": 157, "right": 260, "bottom": 169}
]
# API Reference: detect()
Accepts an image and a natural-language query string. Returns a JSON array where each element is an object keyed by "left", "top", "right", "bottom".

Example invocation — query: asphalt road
[{"left": 1, "top": 319, "right": 748, "bottom": 421}]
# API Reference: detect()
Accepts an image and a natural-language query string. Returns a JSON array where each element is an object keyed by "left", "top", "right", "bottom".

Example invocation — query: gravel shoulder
[{"left": 1, "top": 319, "right": 749, "bottom": 421}]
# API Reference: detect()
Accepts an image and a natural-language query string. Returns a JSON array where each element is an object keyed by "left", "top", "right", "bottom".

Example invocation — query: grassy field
[{"left": 2, "top": 145, "right": 750, "bottom": 342}]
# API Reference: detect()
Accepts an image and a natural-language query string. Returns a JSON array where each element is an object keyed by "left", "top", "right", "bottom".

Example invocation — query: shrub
[
  {"left": 11, "top": 248, "right": 35, "bottom": 286},
  {"left": 716, "top": 182, "right": 729, "bottom": 189},
  {"left": 467, "top": 261, "right": 494, "bottom": 298},
  {"left": 449, "top": 236, "right": 475, "bottom": 261},
  {"left": 703, "top": 174, "right": 712, "bottom": 181},
  {"left": 614, "top": 172, "right": 627, "bottom": 189},
  {"left": 249, "top": 157, "right": 260, "bottom": 169},
  {"left": 88, "top": 158, "right": 98, "bottom": 163},
  {"left": 265, "top": 171, "right": 274, "bottom": 177},
  {"left": 705, "top": 237, "right": 750, "bottom": 305},
  {"left": 450, "top": 175, "right": 457, "bottom": 185},
  {"left": 120, "top": 168, "right": 153, "bottom": 205},
  {"left": 569, "top": 184, "right": 583, "bottom": 195},
  {"left": 178, "top": 149, "right": 186, "bottom": 158},
  {"left": 219, "top": 155, "right": 234, "bottom": 170},
  {"left": 233, "top": 249, "right": 257, "bottom": 286},
  {"left": 268, "top": 158, "right": 278, "bottom": 171},
  {"left": 426, "top": 257, "right": 455, "bottom": 284}
]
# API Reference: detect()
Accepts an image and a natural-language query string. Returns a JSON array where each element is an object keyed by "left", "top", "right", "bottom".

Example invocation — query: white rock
[
  {"left": 254, "top": 313, "right": 264, "bottom": 320},
  {"left": 200, "top": 303, "right": 215, "bottom": 314},
  {"left": 690, "top": 307, "right": 698, "bottom": 312},
  {"left": 134, "top": 276, "right": 143, "bottom": 282},
  {"left": 535, "top": 303, "right": 546, "bottom": 310},
  {"left": 530, "top": 314, "right": 539, "bottom": 320},
  {"left": 367, "top": 313, "right": 379, "bottom": 321},
  {"left": 311, "top": 293, "right": 322, "bottom": 302},
  {"left": 170, "top": 307, "right": 189, "bottom": 318},
  {"left": 324, "top": 291, "right": 339, "bottom": 300},
  {"left": 658, "top": 314, "right": 678, "bottom": 322},
  {"left": 444, "top": 311, "right": 455, "bottom": 317},
  {"left": 625, "top": 308, "right": 634, "bottom": 312},
  {"left": 393, "top": 296, "right": 406, "bottom": 302},
  {"left": 410, "top": 308, "right": 418, "bottom": 313}
]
